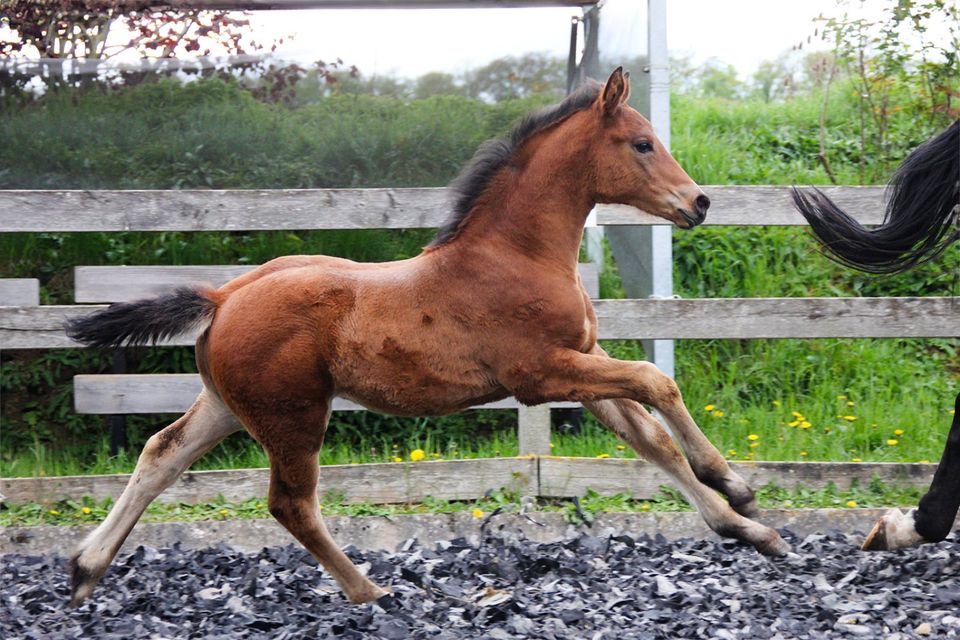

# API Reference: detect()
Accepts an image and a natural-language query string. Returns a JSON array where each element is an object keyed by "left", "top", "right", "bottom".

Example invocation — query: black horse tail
[
  {"left": 791, "top": 120, "right": 959, "bottom": 274},
  {"left": 65, "top": 287, "right": 220, "bottom": 349}
]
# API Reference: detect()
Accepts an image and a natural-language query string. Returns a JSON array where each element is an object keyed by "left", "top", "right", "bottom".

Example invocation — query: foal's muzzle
[{"left": 677, "top": 194, "right": 710, "bottom": 228}]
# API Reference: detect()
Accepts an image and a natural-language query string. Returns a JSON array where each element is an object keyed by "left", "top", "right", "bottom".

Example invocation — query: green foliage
[{"left": 1, "top": 55, "right": 957, "bottom": 477}]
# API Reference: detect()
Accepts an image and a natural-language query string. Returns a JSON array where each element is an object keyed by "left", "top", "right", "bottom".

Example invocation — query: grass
[
  {"left": 0, "top": 479, "right": 926, "bottom": 528},
  {"left": 0, "top": 78, "right": 957, "bottom": 475}
]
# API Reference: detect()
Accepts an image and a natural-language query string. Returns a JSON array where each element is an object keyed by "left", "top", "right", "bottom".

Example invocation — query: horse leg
[
  {"left": 70, "top": 389, "right": 241, "bottom": 606},
  {"left": 507, "top": 348, "right": 789, "bottom": 556},
  {"left": 863, "top": 392, "right": 960, "bottom": 550},
  {"left": 585, "top": 397, "right": 788, "bottom": 555},
  {"left": 591, "top": 346, "right": 759, "bottom": 516},
  {"left": 255, "top": 405, "right": 387, "bottom": 604}
]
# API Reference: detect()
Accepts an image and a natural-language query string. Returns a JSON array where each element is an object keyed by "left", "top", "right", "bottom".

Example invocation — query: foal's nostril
[{"left": 695, "top": 194, "right": 711, "bottom": 215}]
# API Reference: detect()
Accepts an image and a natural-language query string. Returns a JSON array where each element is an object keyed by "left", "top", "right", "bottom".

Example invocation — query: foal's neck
[{"left": 456, "top": 144, "right": 593, "bottom": 270}]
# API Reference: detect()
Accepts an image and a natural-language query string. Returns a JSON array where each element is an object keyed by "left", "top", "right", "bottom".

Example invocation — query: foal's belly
[
  {"left": 337, "top": 385, "right": 510, "bottom": 417},
  {"left": 331, "top": 328, "right": 508, "bottom": 417}
]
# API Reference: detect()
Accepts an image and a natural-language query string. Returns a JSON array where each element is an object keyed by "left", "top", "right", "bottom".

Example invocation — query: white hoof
[{"left": 862, "top": 508, "right": 925, "bottom": 551}]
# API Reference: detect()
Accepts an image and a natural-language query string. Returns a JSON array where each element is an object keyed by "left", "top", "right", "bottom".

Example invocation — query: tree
[
  {"left": 750, "top": 54, "right": 799, "bottom": 102},
  {"left": 0, "top": 1, "right": 260, "bottom": 59},
  {"left": 463, "top": 53, "right": 565, "bottom": 102},
  {"left": 414, "top": 71, "right": 461, "bottom": 99},
  {"left": 695, "top": 59, "right": 744, "bottom": 100}
]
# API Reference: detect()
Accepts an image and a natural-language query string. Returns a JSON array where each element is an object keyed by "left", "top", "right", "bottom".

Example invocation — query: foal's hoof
[
  {"left": 862, "top": 508, "right": 924, "bottom": 551},
  {"left": 68, "top": 555, "right": 100, "bottom": 607},
  {"left": 757, "top": 532, "right": 791, "bottom": 557},
  {"left": 347, "top": 583, "right": 390, "bottom": 604}
]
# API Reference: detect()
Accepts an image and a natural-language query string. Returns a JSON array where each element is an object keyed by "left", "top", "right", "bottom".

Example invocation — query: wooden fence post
[{"left": 517, "top": 404, "right": 551, "bottom": 456}]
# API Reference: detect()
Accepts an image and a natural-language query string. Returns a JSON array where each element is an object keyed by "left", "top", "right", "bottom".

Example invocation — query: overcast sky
[{"left": 244, "top": 0, "right": 881, "bottom": 79}]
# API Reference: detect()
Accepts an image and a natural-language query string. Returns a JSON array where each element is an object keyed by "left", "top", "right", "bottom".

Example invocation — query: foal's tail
[
  {"left": 791, "top": 120, "right": 959, "bottom": 274},
  {"left": 65, "top": 287, "right": 221, "bottom": 349}
]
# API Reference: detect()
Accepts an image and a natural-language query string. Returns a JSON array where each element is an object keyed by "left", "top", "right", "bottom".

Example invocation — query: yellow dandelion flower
[
  {"left": 772, "top": 400, "right": 782, "bottom": 407},
  {"left": 704, "top": 404, "right": 715, "bottom": 412},
  {"left": 920, "top": 460, "right": 930, "bottom": 464},
  {"left": 727, "top": 449, "right": 737, "bottom": 456},
  {"left": 747, "top": 434, "right": 759, "bottom": 441},
  {"left": 837, "top": 395, "right": 847, "bottom": 400},
  {"left": 640, "top": 503, "right": 651, "bottom": 511},
  {"left": 596, "top": 453, "right": 610, "bottom": 459},
  {"left": 219, "top": 509, "right": 229, "bottom": 516},
  {"left": 851, "top": 458, "right": 862, "bottom": 462},
  {"left": 886, "top": 439, "right": 898, "bottom": 446},
  {"left": 846, "top": 401, "right": 855, "bottom": 407},
  {"left": 791, "top": 411, "right": 804, "bottom": 418},
  {"left": 949, "top": 409, "right": 955, "bottom": 415},
  {"left": 48, "top": 509, "right": 60, "bottom": 516},
  {"left": 712, "top": 410, "right": 725, "bottom": 418},
  {"left": 81, "top": 506, "right": 92, "bottom": 515},
  {"left": 549, "top": 442, "right": 555, "bottom": 449},
  {"left": 410, "top": 449, "right": 425, "bottom": 462},
  {"left": 472, "top": 508, "right": 484, "bottom": 519},
  {"left": 749, "top": 442, "right": 760, "bottom": 448},
  {"left": 788, "top": 420, "right": 800, "bottom": 427},
  {"left": 800, "top": 421, "right": 812, "bottom": 429},
  {"left": 842, "top": 415, "right": 857, "bottom": 421},
  {"left": 845, "top": 500, "right": 857, "bottom": 508},
  {"left": 392, "top": 456, "right": 403, "bottom": 462},
  {"left": 893, "top": 429, "right": 904, "bottom": 436},
  {"left": 800, "top": 451, "right": 808, "bottom": 457}
]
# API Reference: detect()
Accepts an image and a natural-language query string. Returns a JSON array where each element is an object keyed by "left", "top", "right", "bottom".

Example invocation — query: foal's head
[{"left": 583, "top": 68, "right": 709, "bottom": 228}]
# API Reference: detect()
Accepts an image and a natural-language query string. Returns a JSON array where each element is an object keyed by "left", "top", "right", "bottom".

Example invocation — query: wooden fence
[{"left": 0, "top": 186, "right": 956, "bottom": 503}]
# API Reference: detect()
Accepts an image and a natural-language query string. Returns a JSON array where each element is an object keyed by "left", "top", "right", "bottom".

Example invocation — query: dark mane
[{"left": 430, "top": 81, "right": 602, "bottom": 247}]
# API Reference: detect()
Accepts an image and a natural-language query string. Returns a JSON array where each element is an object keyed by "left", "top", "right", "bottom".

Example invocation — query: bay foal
[{"left": 66, "top": 68, "right": 789, "bottom": 607}]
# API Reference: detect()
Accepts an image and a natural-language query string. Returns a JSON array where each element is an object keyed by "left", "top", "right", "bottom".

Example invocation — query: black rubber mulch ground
[{"left": 2, "top": 530, "right": 959, "bottom": 639}]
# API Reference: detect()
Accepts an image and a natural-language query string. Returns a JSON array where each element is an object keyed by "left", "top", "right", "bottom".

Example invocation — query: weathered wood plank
[
  {"left": 0, "top": 189, "right": 451, "bottom": 232},
  {"left": 0, "top": 186, "right": 884, "bottom": 232},
  {"left": 517, "top": 405, "right": 551, "bottom": 456},
  {"left": 0, "top": 458, "right": 538, "bottom": 505},
  {"left": 538, "top": 457, "right": 937, "bottom": 497},
  {"left": 593, "top": 297, "right": 960, "bottom": 339},
  {"left": 596, "top": 185, "right": 886, "bottom": 226},
  {"left": 4, "top": 297, "right": 956, "bottom": 350},
  {"left": 74, "top": 263, "right": 601, "bottom": 302},
  {"left": 0, "top": 279, "right": 39, "bottom": 306},
  {"left": 1, "top": 458, "right": 936, "bottom": 505},
  {"left": 72, "top": 373, "right": 579, "bottom": 414}
]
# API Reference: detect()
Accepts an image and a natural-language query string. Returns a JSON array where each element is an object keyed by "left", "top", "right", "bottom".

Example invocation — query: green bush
[{"left": 0, "top": 77, "right": 956, "bottom": 475}]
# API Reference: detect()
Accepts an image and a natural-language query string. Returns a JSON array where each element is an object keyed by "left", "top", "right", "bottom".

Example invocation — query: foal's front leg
[
  {"left": 510, "top": 348, "right": 789, "bottom": 556},
  {"left": 585, "top": 397, "right": 788, "bottom": 555}
]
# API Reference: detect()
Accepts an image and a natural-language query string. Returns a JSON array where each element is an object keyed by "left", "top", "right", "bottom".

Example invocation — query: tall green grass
[{"left": 0, "top": 78, "right": 956, "bottom": 476}]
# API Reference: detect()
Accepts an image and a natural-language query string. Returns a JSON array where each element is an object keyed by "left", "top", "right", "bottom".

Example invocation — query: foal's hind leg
[
  {"left": 70, "top": 389, "right": 241, "bottom": 606},
  {"left": 863, "top": 392, "right": 960, "bottom": 550},
  {"left": 251, "top": 405, "right": 387, "bottom": 603},
  {"left": 585, "top": 398, "right": 789, "bottom": 556}
]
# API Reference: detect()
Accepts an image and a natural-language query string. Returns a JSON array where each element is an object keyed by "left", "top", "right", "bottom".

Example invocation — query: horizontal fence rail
[
  {"left": 0, "top": 458, "right": 938, "bottom": 505},
  {"left": 0, "top": 186, "right": 886, "bottom": 232},
  {"left": 2, "top": 297, "right": 956, "bottom": 350},
  {"left": 73, "top": 373, "right": 580, "bottom": 414}
]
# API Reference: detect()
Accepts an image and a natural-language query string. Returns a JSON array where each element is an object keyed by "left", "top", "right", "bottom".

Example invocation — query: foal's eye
[{"left": 633, "top": 141, "right": 654, "bottom": 154}]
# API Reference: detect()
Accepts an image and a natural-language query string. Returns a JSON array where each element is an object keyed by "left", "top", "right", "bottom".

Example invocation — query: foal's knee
[{"left": 634, "top": 361, "right": 682, "bottom": 406}]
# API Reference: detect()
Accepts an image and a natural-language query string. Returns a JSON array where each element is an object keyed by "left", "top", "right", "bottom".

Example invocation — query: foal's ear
[{"left": 599, "top": 67, "right": 630, "bottom": 116}]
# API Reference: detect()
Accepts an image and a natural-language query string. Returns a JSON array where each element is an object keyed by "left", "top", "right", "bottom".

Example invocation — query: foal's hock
[{"left": 66, "top": 68, "right": 788, "bottom": 608}]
